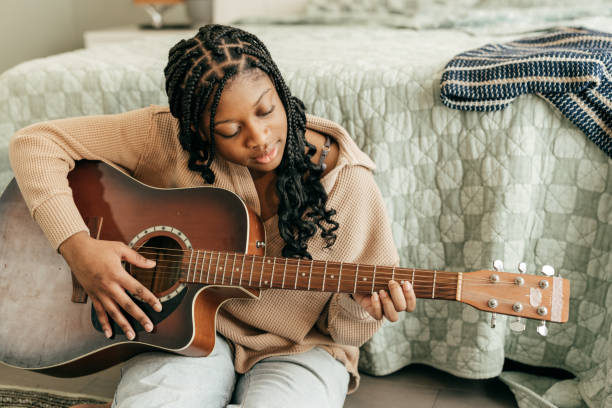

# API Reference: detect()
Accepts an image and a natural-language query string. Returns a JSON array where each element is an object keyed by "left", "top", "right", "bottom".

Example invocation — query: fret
[
  {"left": 249, "top": 254, "right": 255, "bottom": 286},
  {"left": 192, "top": 250, "right": 200, "bottom": 283},
  {"left": 214, "top": 251, "right": 221, "bottom": 284},
  {"left": 270, "top": 257, "right": 276, "bottom": 288},
  {"left": 307, "top": 260, "right": 313, "bottom": 290},
  {"left": 187, "top": 249, "right": 194, "bottom": 282},
  {"left": 230, "top": 253, "right": 237, "bottom": 285},
  {"left": 432, "top": 270, "right": 437, "bottom": 299},
  {"left": 337, "top": 262, "right": 343, "bottom": 292},
  {"left": 240, "top": 253, "right": 246, "bottom": 285},
  {"left": 391, "top": 266, "right": 395, "bottom": 282},
  {"left": 222, "top": 252, "right": 229, "bottom": 284},
  {"left": 258, "top": 256, "right": 265, "bottom": 287},
  {"left": 259, "top": 256, "right": 266, "bottom": 288},
  {"left": 206, "top": 251, "right": 213, "bottom": 284},
  {"left": 353, "top": 264, "right": 359, "bottom": 294},
  {"left": 294, "top": 258, "right": 300, "bottom": 290},
  {"left": 371, "top": 265, "right": 377, "bottom": 293},
  {"left": 199, "top": 250, "right": 205, "bottom": 283},
  {"left": 411, "top": 268, "right": 415, "bottom": 287},
  {"left": 322, "top": 261, "right": 328, "bottom": 291},
  {"left": 281, "top": 258, "right": 288, "bottom": 288}
]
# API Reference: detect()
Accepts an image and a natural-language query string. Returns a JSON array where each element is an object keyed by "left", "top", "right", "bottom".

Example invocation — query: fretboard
[{"left": 170, "top": 249, "right": 459, "bottom": 300}]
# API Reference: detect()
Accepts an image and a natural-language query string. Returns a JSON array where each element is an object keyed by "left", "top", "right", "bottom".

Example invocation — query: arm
[
  {"left": 9, "top": 108, "right": 153, "bottom": 249},
  {"left": 8, "top": 107, "right": 162, "bottom": 340},
  {"left": 316, "top": 165, "right": 415, "bottom": 347}
]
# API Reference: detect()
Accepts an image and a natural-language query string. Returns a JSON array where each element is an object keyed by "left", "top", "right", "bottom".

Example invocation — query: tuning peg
[
  {"left": 493, "top": 260, "right": 503, "bottom": 272},
  {"left": 510, "top": 263, "right": 527, "bottom": 332},
  {"left": 540, "top": 265, "right": 555, "bottom": 277},
  {"left": 509, "top": 318, "right": 526, "bottom": 332},
  {"left": 490, "top": 312, "right": 496, "bottom": 328},
  {"left": 537, "top": 321, "right": 548, "bottom": 336}
]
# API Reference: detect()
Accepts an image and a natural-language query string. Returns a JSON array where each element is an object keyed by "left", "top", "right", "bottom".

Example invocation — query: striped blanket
[{"left": 440, "top": 27, "right": 612, "bottom": 158}]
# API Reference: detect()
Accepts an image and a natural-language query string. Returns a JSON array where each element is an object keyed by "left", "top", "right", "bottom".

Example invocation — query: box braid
[{"left": 164, "top": 24, "right": 338, "bottom": 259}]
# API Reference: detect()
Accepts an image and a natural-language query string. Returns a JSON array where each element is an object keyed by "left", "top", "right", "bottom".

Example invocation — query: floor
[{"left": 0, "top": 361, "right": 517, "bottom": 407}]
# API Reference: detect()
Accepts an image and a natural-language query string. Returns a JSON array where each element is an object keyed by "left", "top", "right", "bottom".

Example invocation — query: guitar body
[{"left": 0, "top": 161, "right": 265, "bottom": 377}]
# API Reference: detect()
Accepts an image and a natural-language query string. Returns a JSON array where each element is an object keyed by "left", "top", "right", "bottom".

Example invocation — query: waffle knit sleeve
[
  {"left": 316, "top": 165, "right": 400, "bottom": 347},
  {"left": 8, "top": 107, "right": 153, "bottom": 250}
]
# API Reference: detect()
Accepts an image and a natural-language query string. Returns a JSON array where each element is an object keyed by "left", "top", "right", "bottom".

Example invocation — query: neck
[
  {"left": 248, "top": 167, "right": 276, "bottom": 184},
  {"left": 169, "top": 249, "right": 459, "bottom": 300}
]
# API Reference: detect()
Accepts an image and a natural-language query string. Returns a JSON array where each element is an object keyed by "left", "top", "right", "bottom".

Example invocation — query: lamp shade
[{"left": 133, "top": 0, "right": 184, "bottom": 4}]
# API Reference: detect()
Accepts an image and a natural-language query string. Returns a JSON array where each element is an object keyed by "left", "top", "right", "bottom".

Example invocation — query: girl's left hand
[{"left": 352, "top": 280, "right": 416, "bottom": 321}]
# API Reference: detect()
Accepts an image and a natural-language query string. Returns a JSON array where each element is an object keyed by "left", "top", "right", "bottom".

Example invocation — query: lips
[{"left": 253, "top": 145, "right": 278, "bottom": 164}]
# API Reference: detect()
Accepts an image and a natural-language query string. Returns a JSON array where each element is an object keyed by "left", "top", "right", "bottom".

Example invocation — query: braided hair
[{"left": 164, "top": 24, "right": 338, "bottom": 259}]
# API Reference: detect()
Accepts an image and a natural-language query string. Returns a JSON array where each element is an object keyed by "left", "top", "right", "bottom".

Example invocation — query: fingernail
[
  {"left": 147, "top": 259, "right": 156, "bottom": 265},
  {"left": 145, "top": 323, "right": 153, "bottom": 332},
  {"left": 403, "top": 281, "right": 412, "bottom": 290},
  {"left": 127, "top": 331, "right": 135, "bottom": 340},
  {"left": 104, "top": 329, "right": 112, "bottom": 338},
  {"left": 379, "top": 290, "right": 387, "bottom": 298},
  {"left": 372, "top": 292, "right": 379, "bottom": 301},
  {"left": 154, "top": 303, "right": 162, "bottom": 312},
  {"left": 388, "top": 280, "right": 397, "bottom": 286}
]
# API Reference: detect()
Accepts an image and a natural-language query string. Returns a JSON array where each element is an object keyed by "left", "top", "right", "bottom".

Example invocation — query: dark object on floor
[{"left": 0, "top": 385, "right": 109, "bottom": 408}]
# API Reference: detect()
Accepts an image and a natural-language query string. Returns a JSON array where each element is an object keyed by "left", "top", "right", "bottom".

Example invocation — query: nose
[{"left": 246, "top": 119, "right": 271, "bottom": 151}]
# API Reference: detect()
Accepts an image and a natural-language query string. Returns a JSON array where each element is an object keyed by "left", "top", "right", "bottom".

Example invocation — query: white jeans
[{"left": 111, "top": 334, "right": 350, "bottom": 408}]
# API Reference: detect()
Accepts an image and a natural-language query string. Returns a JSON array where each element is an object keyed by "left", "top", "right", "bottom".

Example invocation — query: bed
[{"left": 1, "top": 2, "right": 611, "bottom": 407}]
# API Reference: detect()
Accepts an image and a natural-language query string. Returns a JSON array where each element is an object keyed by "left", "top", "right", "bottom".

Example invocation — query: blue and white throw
[{"left": 440, "top": 27, "right": 612, "bottom": 158}]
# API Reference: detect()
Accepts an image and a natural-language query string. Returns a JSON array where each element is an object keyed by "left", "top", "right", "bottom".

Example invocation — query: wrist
[{"left": 59, "top": 231, "right": 91, "bottom": 259}]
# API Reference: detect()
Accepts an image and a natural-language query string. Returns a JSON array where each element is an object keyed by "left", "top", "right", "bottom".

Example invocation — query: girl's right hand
[{"left": 59, "top": 231, "right": 162, "bottom": 340}]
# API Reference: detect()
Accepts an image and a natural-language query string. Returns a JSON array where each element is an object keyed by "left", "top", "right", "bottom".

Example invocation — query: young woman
[{"left": 9, "top": 25, "right": 416, "bottom": 407}]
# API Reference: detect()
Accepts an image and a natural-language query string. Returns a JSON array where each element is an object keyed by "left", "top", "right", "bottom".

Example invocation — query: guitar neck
[{"left": 172, "top": 249, "right": 459, "bottom": 300}]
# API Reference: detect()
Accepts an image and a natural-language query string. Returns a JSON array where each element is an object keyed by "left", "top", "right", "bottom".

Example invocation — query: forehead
[
  {"left": 204, "top": 69, "right": 276, "bottom": 118},
  {"left": 223, "top": 69, "right": 272, "bottom": 98},
  {"left": 198, "top": 70, "right": 278, "bottom": 136}
]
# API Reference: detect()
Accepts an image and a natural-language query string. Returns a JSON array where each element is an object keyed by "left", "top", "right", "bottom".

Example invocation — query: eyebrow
[{"left": 214, "top": 88, "right": 271, "bottom": 125}]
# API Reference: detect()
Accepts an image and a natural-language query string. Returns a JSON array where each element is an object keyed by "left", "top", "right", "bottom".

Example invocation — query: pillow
[{"left": 300, "top": 0, "right": 612, "bottom": 33}]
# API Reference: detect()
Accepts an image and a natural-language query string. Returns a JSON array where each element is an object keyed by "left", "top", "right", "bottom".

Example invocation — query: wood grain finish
[{"left": 0, "top": 161, "right": 261, "bottom": 375}]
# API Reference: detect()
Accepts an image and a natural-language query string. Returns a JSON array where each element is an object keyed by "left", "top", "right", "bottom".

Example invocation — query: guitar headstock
[{"left": 459, "top": 261, "right": 570, "bottom": 335}]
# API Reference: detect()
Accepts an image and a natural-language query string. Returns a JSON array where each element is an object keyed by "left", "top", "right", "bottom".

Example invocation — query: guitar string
[
  {"left": 126, "top": 259, "right": 493, "bottom": 283},
  {"left": 126, "top": 259, "right": 532, "bottom": 286},
  {"left": 132, "top": 250, "right": 462, "bottom": 278},
  {"left": 124, "top": 279, "right": 554, "bottom": 309},
  {"left": 125, "top": 266, "right": 543, "bottom": 291},
  {"left": 126, "top": 259, "right": 542, "bottom": 285},
  {"left": 124, "top": 250, "right": 556, "bottom": 307},
  {"left": 125, "top": 262, "right": 555, "bottom": 302},
  {"left": 136, "top": 245, "right": 537, "bottom": 276},
  {"left": 461, "top": 289, "right": 554, "bottom": 310},
  {"left": 133, "top": 248, "right": 524, "bottom": 283}
]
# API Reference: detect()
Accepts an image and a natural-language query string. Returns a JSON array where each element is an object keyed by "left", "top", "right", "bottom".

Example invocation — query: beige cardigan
[{"left": 9, "top": 105, "right": 399, "bottom": 392}]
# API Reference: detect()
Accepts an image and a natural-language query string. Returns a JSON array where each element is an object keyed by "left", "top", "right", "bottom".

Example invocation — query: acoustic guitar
[{"left": 0, "top": 161, "right": 570, "bottom": 377}]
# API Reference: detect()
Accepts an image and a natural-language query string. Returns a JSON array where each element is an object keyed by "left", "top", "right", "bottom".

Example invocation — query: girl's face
[{"left": 200, "top": 69, "right": 288, "bottom": 177}]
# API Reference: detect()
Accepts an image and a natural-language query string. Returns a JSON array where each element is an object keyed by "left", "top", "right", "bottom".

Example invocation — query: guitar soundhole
[{"left": 130, "top": 235, "right": 183, "bottom": 295}]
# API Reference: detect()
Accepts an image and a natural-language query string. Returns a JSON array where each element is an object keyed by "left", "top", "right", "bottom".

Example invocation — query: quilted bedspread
[{"left": 1, "top": 22, "right": 611, "bottom": 408}]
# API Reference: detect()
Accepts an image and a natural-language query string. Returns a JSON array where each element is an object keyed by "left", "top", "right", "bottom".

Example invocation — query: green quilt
[{"left": 0, "top": 23, "right": 610, "bottom": 408}]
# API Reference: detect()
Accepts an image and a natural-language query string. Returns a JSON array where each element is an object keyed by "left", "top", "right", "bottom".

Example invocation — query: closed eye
[
  {"left": 217, "top": 128, "right": 240, "bottom": 138},
  {"left": 261, "top": 106, "right": 275, "bottom": 116},
  {"left": 216, "top": 106, "right": 275, "bottom": 138}
]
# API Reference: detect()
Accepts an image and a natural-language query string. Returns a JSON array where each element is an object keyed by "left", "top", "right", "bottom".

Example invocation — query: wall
[
  {"left": 0, "top": 0, "right": 189, "bottom": 74},
  {"left": 0, "top": 0, "right": 308, "bottom": 75}
]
